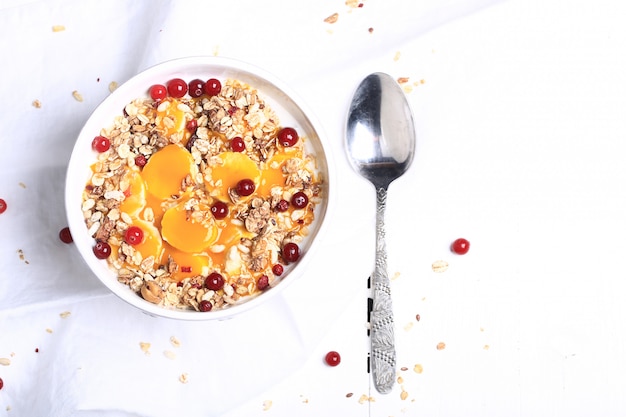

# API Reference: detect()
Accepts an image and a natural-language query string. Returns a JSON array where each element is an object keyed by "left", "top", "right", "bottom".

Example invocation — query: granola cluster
[{"left": 81, "top": 79, "right": 323, "bottom": 312}]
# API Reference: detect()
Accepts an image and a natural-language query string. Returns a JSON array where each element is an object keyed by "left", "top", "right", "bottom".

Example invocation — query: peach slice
[
  {"left": 119, "top": 169, "right": 147, "bottom": 217},
  {"left": 141, "top": 144, "right": 194, "bottom": 200},
  {"left": 163, "top": 246, "right": 212, "bottom": 282},
  {"left": 257, "top": 148, "right": 302, "bottom": 197},
  {"left": 130, "top": 218, "right": 164, "bottom": 263},
  {"left": 161, "top": 200, "right": 218, "bottom": 253},
  {"left": 208, "top": 152, "right": 261, "bottom": 201}
]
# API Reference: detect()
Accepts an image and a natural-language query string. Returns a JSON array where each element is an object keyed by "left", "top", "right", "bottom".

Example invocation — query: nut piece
[{"left": 141, "top": 281, "right": 164, "bottom": 304}]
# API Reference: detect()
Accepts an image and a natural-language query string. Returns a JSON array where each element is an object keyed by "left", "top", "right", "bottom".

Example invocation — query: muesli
[{"left": 81, "top": 77, "right": 322, "bottom": 312}]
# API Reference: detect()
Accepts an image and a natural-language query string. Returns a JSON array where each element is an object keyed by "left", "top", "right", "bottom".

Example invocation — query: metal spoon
[{"left": 345, "top": 72, "right": 416, "bottom": 394}]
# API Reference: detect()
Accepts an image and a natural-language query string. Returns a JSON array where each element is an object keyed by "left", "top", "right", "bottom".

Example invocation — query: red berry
[
  {"left": 291, "top": 191, "right": 308, "bottom": 209},
  {"left": 275, "top": 199, "right": 289, "bottom": 212},
  {"left": 282, "top": 242, "right": 300, "bottom": 263},
  {"left": 451, "top": 238, "right": 470, "bottom": 255},
  {"left": 93, "top": 241, "right": 112, "bottom": 259},
  {"left": 257, "top": 275, "right": 270, "bottom": 291},
  {"left": 188, "top": 79, "right": 205, "bottom": 98},
  {"left": 210, "top": 201, "right": 228, "bottom": 219},
  {"left": 0, "top": 198, "right": 6, "bottom": 214},
  {"left": 205, "top": 272, "right": 225, "bottom": 291},
  {"left": 135, "top": 154, "right": 147, "bottom": 167},
  {"left": 236, "top": 179, "right": 255, "bottom": 197},
  {"left": 186, "top": 119, "right": 198, "bottom": 133},
  {"left": 167, "top": 78, "right": 188, "bottom": 98},
  {"left": 59, "top": 227, "right": 73, "bottom": 244},
  {"left": 272, "top": 264, "right": 284, "bottom": 276},
  {"left": 278, "top": 127, "right": 299, "bottom": 147},
  {"left": 199, "top": 300, "right": 213, "bottom": 312},
  {"left": 149, "top": 84, "right": 167, "bottom": 101},
  {"left": 204, "top": 78, "right": 222, "bottom": 96},
  {"left": 230, "top": 136, "right": 245, "bottom": 152},
  {"left": 91, "top": 136, "right": 110, "bottom": 152},
  {"left": 325, "top": 351, "right": 341, "bottom": 366},
  {"left": 125, "top": 226, "right": 144, "bottom": 245},
  {"left": 0, "top": 377, "right": 3, "bottom": 390}
]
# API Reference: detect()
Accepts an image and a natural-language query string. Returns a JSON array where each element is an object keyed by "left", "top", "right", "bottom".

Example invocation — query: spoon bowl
[{"left": 345, "top": 72, "right": 416, "bottom": 393}]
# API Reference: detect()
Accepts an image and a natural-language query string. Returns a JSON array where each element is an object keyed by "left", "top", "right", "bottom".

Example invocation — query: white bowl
[{"left": 65, "top": 57, "right": 334, "bottom": 320}]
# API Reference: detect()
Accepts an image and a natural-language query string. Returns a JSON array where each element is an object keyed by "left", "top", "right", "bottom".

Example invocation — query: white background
[{"left": 1, "top": 0, "right": 626, "bottom": 416}]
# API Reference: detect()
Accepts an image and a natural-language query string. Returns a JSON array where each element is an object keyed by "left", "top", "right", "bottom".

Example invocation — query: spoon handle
[{"left": 371, "top": 185, "right": 396, "bottom": 394}]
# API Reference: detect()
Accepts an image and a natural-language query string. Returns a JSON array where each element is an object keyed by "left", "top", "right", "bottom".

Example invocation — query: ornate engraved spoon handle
[{"left": 370, "top": 185, "right": 396, "bottom": 394}]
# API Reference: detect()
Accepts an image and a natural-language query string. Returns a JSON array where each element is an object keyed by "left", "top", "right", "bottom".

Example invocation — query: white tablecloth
[{"left": 2, "top": 0, "right": 626, "bottom": 416}]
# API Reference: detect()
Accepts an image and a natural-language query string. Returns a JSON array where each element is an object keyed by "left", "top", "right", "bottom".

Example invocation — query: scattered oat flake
[
  {"left": 436, "top": 342, "right": 446, "bottom": 350},
  {"left": 397, "top": 77, "right": 410, "bottom": 84},
  {"left": 32, "top": 99, "right": 42, "bottom": 108},
  {"left": 108, "top": 81, "right": 119, "bottom": 93},
  {"left": 59, "top": 311, "right": 71, "bottom": 318},
  {"left": 179, "top": 373, "right": 189, "bottom": 384},
  {"left": 391, "top": 271, "right": 401, "bottom": 280},
  {"left": 52, "top": 25, "right": 65, "bottom": 32},
  {"left": 0, "top": 358, "right": 11, "bottom": 366},
  {"left": 400, "top": 389, "right": 409, "bottom": 400},
  {"left": 403, "top": 85, "right": 413, "bottom": 94},
  {"left": 170, "top": 336, "right": 181, "bottom": 348},
  {"left": 403, "top": 322, "right": 413, "bottom": 331},
  {"left": 139, "top": 342, "right": 151, "bottom": 355},
  {"left": 484, "top": 344, "right": 490, "bottom": 350},
  {"left": 18, "top": 182, "right": 26, "bottom": 188},
  {"left": 397, "top": 376, "right": 404, "bottom": 384},
  {"left": 262, "top": 400, "right": 273, "bottom": 411},
  {"left": 358, "top": 394, "right": 375, "bottom": 404},
  {"left": 164, "top": 350, "right": 176, "bottom": 360},
  {"left": 413, "top": 364, "right": 423, "bottom": 374},
  {"left": 72, "top": 90, "right": 84, "bottom": 102},
  {"left": 46, "top": 328, "right": 53, "bottom": 333},
  {"left": 324, "top": 13, "right": 339, "bottom": 23},
  {"left": 346, "top": 0, "right": 359, "bottom": 7},
  {"left": 17, "top": 249, "right": 29, "bottom": 264},
  {"left": 432, "top": 260, "right": 449, "bottom": 273},
  {"left": 394, "top": 51, "right": 401, "bottom": 61}
]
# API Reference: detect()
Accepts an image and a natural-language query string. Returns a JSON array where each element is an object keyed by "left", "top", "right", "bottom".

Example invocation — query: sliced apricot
[
  {"left": 141, "top": 144, "right": 194, "bottom": 200},
  {"left": 119, "top": 170, "right": 147, "bottom": 217},
  {"left": 130, "top": 218, "right": 164, "bottom": 263},
  {"left": 207, "top": 152, "right": 261, "bottom": 201},
  {"left": 163, "top": 246, "right": 212, "bottom": 282},
  {"left": 161, "top": 200, "right": 218, "bottom": 253}
]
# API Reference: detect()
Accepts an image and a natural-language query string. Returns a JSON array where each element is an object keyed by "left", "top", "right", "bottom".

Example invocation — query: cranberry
[
  {"left": 291, "top": 191, "right": 308, "bottom": 209},
  {"left": 0, "top": 198, "right": 6, "bottom": 214},
  {"left": 149, "top": 84, "right": 167, "bottom": 101},
  {"left": 135, "top": 154, "right": 147, "bottom": 167},
  {"left": 210, "top": 201, "right": 228, "bottom": 219},
  {"left": 186, "top": 119, "right": 198, "bottom": 133},
  {"left": 275, "top": 199, "right": 289, "bottom": 212},
  {"left": 0, "top": 377, "right": 3, "bottom": 390},
  {"left": 204, "top": 78, "right": 222, "bottom": 96},
  {"left": 59, "top": 227, "right": 73, "bottom": 244},
  {"left": 230, "top": 136, "right": 245, "bottom": 152},
  {"left": 236, "top": 179, "right": 255, "bottom": 197},
  {"left": 451, "top": 238, "right": 470, "bottom": 255},
  {"left": 188, "top": 79, "right": 205, "bottom": 98},
  {"left": 282, "top": 242, "right": 300, "bottom": 263},
  {"left": 199, "top": 300, "right": 213, "bottom": 312},
  {"left": 167, "top": 78, "right": 188, "bottom": 98},
  {"left": 272, "top": 264, "right": 284, "bottom": 276},
  {"left": 278, "top": 127, "right": 298, "bottom": 147},
  {"left": 125, "top": 226, "right": 144, "bottom": 245},
  {"left": 205, "top": 272, "right": 225, "bottom": 291},
  {"left": 325, "top": 351, "right": 341, "bottom": 366},
  {"left": 93, "top": 241, "right": 112, "bottom": 259},
  {"left": 91, "top": 136, "right": 110, "bottom": 153},
  {"left": 257, "top": 275, "right": 270, "bottom": 291}
]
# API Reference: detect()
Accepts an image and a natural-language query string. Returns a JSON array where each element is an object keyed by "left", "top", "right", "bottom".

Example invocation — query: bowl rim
[{"left": 65, "top": 56, "right": 336, "bottom": 321}]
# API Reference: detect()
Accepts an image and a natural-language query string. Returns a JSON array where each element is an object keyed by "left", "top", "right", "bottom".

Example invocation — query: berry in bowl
[{"left": 65, "top": 57, "right": 333, "bottom": 320}]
